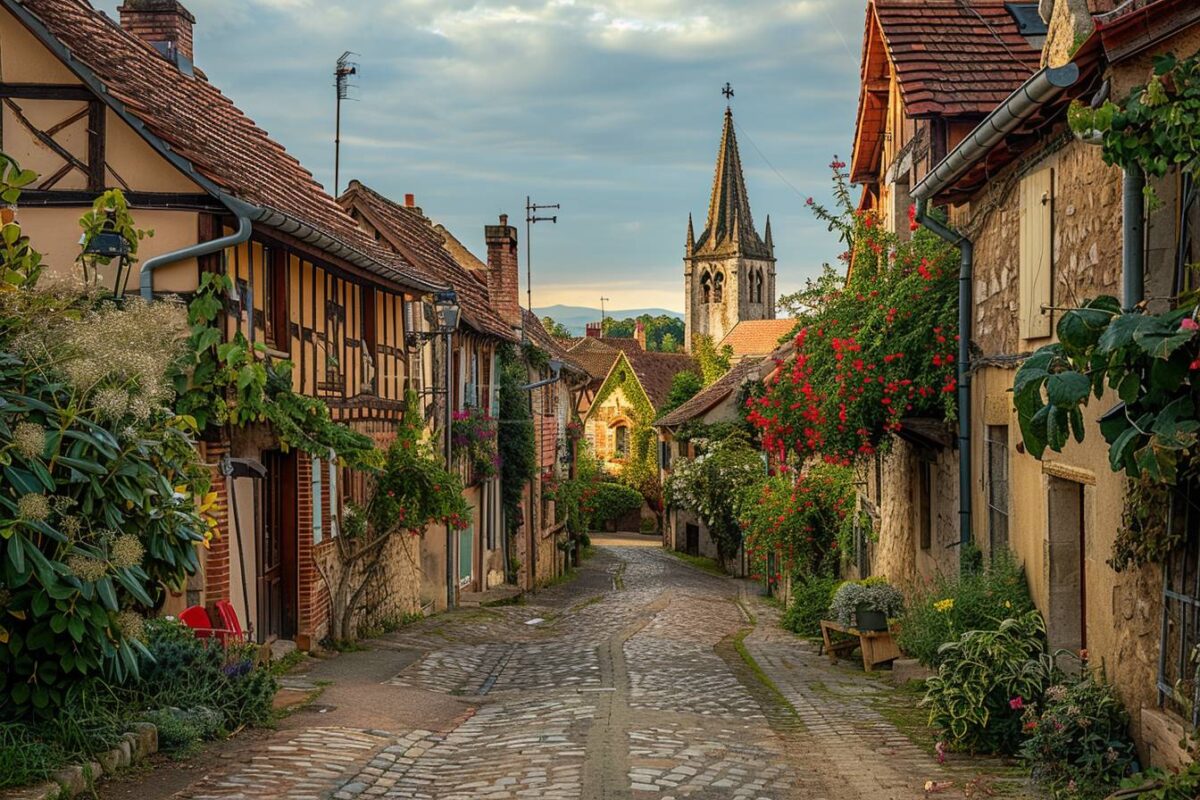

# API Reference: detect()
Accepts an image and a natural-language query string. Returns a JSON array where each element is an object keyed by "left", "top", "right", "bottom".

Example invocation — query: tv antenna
[{"left": 334, "top": 51, "right": 359, "bottom": 197}]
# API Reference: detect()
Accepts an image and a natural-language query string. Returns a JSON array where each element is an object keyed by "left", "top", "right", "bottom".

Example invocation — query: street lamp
[
  {"left": 406, "top": 289, "right": 461, "bottom": 610},
  {"left": 80, "top": 214, "right": 132, "bottom": 298}
]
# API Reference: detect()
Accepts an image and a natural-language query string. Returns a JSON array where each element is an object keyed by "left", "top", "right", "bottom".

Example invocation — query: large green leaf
[{"left": 1046, "top": 371, "right": 1092, "bottom": 408}]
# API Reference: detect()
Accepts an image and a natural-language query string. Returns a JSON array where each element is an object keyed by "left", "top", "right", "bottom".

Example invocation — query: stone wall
[{"left": 869, "top": 440, "right": 960, "bottom": 589}]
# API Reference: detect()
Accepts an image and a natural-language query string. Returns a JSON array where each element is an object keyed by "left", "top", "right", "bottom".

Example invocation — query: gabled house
[
  {"left": 0, "top": 0, "right": 451, "bottom": 647},
  {"left": 654, "top": 356, "right": 767, "bottom": 571},
  {"left": 338, "top": 181, "right": 518, "bottom": 602},
  {"left": 583, "top": 342, "right": 696, "bottom": 473},
  {"left": 849, "top": 0, "right": 1044, "bottom": 586},
  {"left": 908, "top": 0, "right": 1200, "bottom": 765}
]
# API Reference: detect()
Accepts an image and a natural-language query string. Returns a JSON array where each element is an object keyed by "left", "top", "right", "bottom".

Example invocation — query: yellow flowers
[
  {"left": 934, "top": 598, "right": 955, "bottom": 613},
  {"left": 186, "top": 486, "right": 223, "bottom": 549}
]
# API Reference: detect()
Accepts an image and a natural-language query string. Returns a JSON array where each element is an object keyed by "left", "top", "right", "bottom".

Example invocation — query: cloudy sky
[{"left": 96, "top": 0, "right": 865, "bottom": 313}]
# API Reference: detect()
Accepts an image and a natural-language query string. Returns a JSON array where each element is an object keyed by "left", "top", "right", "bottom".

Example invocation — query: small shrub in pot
[{"left": 828, "top": 579, "right": 904, "bottom": 631}]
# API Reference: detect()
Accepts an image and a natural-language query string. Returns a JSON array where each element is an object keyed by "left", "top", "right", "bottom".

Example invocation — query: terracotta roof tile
[
  {"left": 521, "top": 309, "right": 587, "bottom": 376},
  {"left": 873, "top": 1, "right": 1040, "bottom": 117},
  {"left": 15, "top": 0, "right": 432, "bottom": 291},
  {"left": 655, "top": 357, "right": 763, "bottom": 428},
  {"left": 567, "top": 337, "right": 624, "bottom": 381},
  {"left": 619, "top": 349, "right": 698, "bottom": 411},
  {"left": 718, "top": 319, "right": 799, "bottom": 358},
  {"left": 338, "top": 182, "right": 516, "bottom": 342}
]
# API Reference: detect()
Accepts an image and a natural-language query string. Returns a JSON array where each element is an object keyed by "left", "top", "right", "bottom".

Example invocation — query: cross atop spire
[
  {"left": 722, "top": 82, "right": 734, "bottom": 104},
  {"left": 691, "top": 107, "right": 770, "bottom": 259}
]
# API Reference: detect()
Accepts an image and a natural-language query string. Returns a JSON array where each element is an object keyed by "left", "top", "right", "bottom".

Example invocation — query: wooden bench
[{"left": 819, "top": 619, "right": 901, "bottom": 672}]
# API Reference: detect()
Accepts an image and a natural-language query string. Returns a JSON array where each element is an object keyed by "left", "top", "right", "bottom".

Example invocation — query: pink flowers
[
  {"left": 1181, "top": 317, "right": 1199, "bottom": 331},
  {"left": 1009, "top": 696, "right": 1024, "bottom": 710}
]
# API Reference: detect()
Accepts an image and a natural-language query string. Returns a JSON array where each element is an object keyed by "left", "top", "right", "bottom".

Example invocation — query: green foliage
[
  {"left": 896, "top": 549, "right": 1035, "bottom": 667},
  {"left": 659, "top": 370, "right": 703, "bottom": 417},
  {"left": 665, "top": 433, "right": 765, "bottom": 562},
  {"left": 638, "top": 516, "right": 657, "bottom": 534},
  {"left": 827, "top": 579, "right": 904, "bottom": 627},
  {"left": 1069, "top": 52, "right": 1200, "bottom": 202},
  {"left": 0, "top": 176, "right": 210, "bottom": 718},
  {"left": 589, "top": 482, "right": 643, "bottom": 528},
  {"left": 1121, "top": 763, "right": 1200, "bottom": 799},
  {"left": 592, "top": 354, "right": 660, "bottom": 506},
  {"left": 451, "top": 404, "right": 498, "bottom": 482},
  {"left": 737, "top": 463, "right": 857, "bottom": 587},
  {"left": 540, "top": 316, "right": 573, "bottom": 339},
  {"left": 0, "top": 723, "right": 65, "bottom": 788},
  {"left": 76, "top": 189, "right": 152, "bottom": 294},
  {"left": 1012, "top": 296, "right": 1200, "bottom": 568},
  {"left": 173, "top": 272, "right": 380, "bottom": 471},
  {"left": 602, "top": 314, "right": 684, "bottom": 352},
  {"left": 781, "top": 575, "right": 840, "bottom": 637},
  {"left": 499, "top": 345, "right": 537, "bottom": 538},
  {"left": 129, "top": 619, "right": 276, "bottom": 733},
  {"left": 1021, "top": 673, "right": 1138, "bottom": 800},
  {"left": 0, "top": 155, "right": 43, "bottom": 290},
  {"left": 692, "top": 334, "right": 733, "bottom": 385},
  {"left": 923, "top": 611, "right": 1054, "bottom": 755}
]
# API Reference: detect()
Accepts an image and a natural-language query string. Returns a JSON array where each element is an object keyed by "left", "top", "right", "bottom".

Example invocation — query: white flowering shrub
[
  {"left": 664, "top": 434, "right": 765, "bottom": 562},
  {"left": 0, "top": 166, "right": 211, "bottom": 718}
]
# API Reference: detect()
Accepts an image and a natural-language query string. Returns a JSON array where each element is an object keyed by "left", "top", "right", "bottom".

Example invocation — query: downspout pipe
[
  {"left": 915, "top": 201, "right": 974, "bottom": 559},
  {"left": 1123, "top": 165, "right": 1146, "bottom": 311},
  {"left": 140, "top": 195, "right": 253, "bottom": 300}
]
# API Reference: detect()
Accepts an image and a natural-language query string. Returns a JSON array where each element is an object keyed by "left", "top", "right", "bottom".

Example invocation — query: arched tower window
[
  {"left": 713, "top": 272, "right": 725, "bottom": 303},
  {"left": 700, "top": 271, "right": 712, "bottom": 304},
  {"left": 756, "top": 269, "right": 765, "bottom": 304}
]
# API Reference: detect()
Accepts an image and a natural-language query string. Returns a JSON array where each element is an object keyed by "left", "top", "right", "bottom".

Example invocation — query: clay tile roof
[
  {"left": 719, "top": 319, "right": 799, "bottom": 358},
  {"left": 567, "top": 337, "right": 624, "bottom": 381},
  {"left": 619, "top": 349, "right": 698, "bottom": 411},
  {"left": 338, "top": 182, "right": 515, "bottom": 342},
  {"left": 873, "top": 1, "right": 1040, "bottom": 118},
  {"left": 13, "top": 0, "right": 434, "bottom": 291},
  {"left": 655, "top": 357, "right": 763, "bottom": 428},
  {"left": 521, "top": 309, "right": 587, "bottom": 376}
]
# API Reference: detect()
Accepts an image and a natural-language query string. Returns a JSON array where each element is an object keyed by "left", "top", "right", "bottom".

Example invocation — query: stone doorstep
[
  {"left": 0, "top": 722, "right": 158, "bottom": 800},
  {"left": 459, "top": 585, "right": 523, "bottom": 607}
]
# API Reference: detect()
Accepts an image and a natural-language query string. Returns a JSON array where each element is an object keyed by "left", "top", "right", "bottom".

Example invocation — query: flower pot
[{"left": 854, "top": 603, "right": 888, "bottom": 632}]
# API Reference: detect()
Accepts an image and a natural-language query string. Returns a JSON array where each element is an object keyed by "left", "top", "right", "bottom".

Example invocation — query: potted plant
[{"left": 829, "top": 579, "right": 904, "bottom": 632}]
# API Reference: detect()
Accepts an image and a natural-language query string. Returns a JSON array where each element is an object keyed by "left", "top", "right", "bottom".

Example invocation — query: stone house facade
[
  {"left": 849, "top": 0, "right": 1043, "bottom": 586},
  {"left": 909, "top": 0, "right": 1200, "bottom": 766}
]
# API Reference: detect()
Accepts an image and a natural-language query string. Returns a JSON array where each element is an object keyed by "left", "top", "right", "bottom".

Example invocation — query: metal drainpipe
[
  {"left": 445, "top": 330, "right": 456, "bottom": 610},
  {"left": 915, "top": 199, "right": 974, "bottom": 563},
  {"left": 140, "top": 207, "right": 253, "bottom": 300},
  {"left": 1123, "top": 165, "right": 1147, "bottom": 311}
]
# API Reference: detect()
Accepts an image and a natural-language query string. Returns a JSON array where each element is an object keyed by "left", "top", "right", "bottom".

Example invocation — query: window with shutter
[{"left": 1019, "top": 167, "right": 1054, "bottom": 340}]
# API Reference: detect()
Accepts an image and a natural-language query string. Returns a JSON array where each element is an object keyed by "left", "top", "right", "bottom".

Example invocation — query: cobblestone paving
[{"left": 170, "top": 546, "right": 1028, "bottom": 800}]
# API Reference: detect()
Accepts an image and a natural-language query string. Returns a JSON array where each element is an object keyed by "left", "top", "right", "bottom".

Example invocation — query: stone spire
[
  {"left": 686, "top": 213, "right": 695, "bottom": 255},
  {"left": 764, "top": 215, "right": 773, "bottom": 253},
  {"left": 693, "top": 108, "right": 770, "bottom": 259}
]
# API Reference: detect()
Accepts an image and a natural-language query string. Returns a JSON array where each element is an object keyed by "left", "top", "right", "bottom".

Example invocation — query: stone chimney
[
  {"left": 634, "top": 321, "right": 647, "bottom": 350},
  {"left": 485, "top": 214, "right": 521, "bottom": 330},
  {"left": 585, "top": 322, "right": 603, "bottom": 339},
  {"left": 1040, "top": 0, "right": 1094, "bottom": 68},
  {"left": 119, "top": 0, "right": 196, "bottom": 72}
]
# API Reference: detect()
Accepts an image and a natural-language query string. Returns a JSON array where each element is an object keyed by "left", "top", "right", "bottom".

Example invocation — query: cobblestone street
[{"left": 119, "top": 543, "right": 1028, "bottom": 800}]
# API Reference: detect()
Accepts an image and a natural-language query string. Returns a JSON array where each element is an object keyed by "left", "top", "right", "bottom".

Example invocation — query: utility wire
[{"left": 732, "top": 118, "right": 813, "bottom": 204}]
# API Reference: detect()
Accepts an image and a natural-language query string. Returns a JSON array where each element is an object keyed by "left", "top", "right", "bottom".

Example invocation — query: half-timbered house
[{"left": 0, "top": 0, "right": 452, "bottom": 646}]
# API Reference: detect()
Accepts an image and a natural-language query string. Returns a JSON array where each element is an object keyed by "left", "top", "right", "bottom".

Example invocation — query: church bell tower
[{"left": 684, "top": 89, "right": 776, "bottom": 352}]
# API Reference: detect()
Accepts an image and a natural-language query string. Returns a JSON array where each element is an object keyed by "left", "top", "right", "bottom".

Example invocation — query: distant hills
[{"left": 534, "top": 304, "right": 683, "bottom": 336}]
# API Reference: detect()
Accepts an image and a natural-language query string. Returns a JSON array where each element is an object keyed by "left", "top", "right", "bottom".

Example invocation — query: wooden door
[{"left": 259, "top": 450, "right": 298, "bottom": 642}]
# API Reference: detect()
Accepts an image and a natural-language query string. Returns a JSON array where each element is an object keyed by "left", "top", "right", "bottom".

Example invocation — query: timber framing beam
[{"left": 18, "top": 190, "right": 223, "bottom": 210}]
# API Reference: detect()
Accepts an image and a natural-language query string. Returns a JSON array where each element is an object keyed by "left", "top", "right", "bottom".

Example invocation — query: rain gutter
[{"left": 910, "top": 64, "right": 1082, "bottom": 561}]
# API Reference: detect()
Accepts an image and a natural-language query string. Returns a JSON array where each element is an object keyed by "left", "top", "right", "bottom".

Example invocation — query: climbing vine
[
  {"left": 172, "top": 272, "right": 381, "bottom": 470},
  {"left": 745, "top": 161, "right": 960, "bottom": 466},
  {"left": 1016, "top": 53, "right": 1200, "bottom": 570},
  {"left": 592, "top": 355, "right": 658, "bottom": 504}
]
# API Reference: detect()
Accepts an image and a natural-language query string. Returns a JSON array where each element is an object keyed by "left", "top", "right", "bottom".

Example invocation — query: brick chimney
[
  {"left": 634, "top": 321, "right": 647, "bottom": 350},
  {"left": 119, "top": 0, "right": 196, "bottom": 72},
  {"left": 585, "top": 322, "right": 602, "bottom": 339},
  {"left": 404, "top": 193, "right": 415, "bottom": 208},
  {"left": 485, "top": 214, "right": 521, "bottom": 330}
]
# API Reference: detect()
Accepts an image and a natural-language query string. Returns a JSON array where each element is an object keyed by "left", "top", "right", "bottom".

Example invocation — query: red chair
[
  {"left": 213, "top": 600, "right": 249, "bottom": 642},
  {"left": 179, "top": 605, "right": 235, "bottom": 643}
]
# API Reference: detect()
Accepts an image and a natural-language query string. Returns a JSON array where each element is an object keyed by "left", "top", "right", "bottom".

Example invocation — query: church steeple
[{"left": 693, "top": 108, "right": 770, "bottom": 259}]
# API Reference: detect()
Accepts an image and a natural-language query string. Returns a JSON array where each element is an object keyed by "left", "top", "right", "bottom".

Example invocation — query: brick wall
[
  {"left": 201, "top": 440, "right": 231, "bottom": 604},
  {"left": 484, "top": 215, "right": 521, "bottom": 330},
  {"left": 118, "top": 0, "right": 196, "bottom": 61}
]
